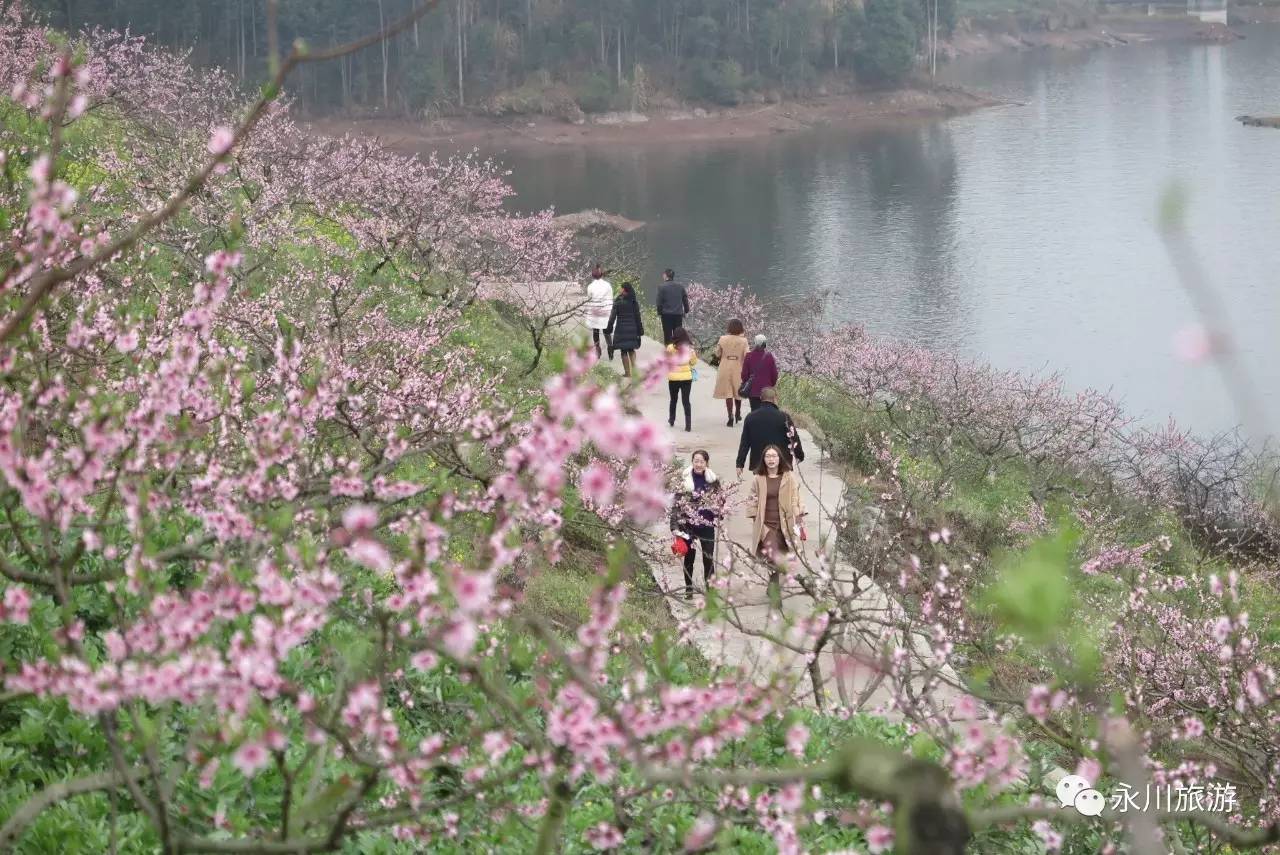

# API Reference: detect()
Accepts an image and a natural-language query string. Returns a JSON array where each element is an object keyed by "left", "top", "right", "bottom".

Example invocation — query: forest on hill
[{"left": 28, "top": 0, "right": 957, "bottom": 115}]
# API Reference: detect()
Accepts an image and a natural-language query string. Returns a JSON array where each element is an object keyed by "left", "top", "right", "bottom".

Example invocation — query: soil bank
[{"left": 307, "top": 16, "right": 1241, "bottom": 153}]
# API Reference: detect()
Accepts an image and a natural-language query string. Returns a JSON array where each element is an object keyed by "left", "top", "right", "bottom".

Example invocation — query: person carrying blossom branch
[{"left": 670, "top": 449, "right": 722, "bottom": 600}]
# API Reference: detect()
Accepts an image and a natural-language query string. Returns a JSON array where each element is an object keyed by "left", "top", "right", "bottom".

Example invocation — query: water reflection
[{"left": 456, "top": 26, "right": 1280, "bottom": 435}]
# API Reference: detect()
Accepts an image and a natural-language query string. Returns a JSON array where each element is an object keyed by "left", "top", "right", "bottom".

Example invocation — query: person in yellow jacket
[{"left": 666, "top": 327, "right": 699, "bottom": 432}]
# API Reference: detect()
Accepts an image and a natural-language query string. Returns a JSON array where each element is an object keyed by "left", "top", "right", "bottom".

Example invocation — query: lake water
[{"left": 471, "top": 27, "right": 1280, "bottom": 437}]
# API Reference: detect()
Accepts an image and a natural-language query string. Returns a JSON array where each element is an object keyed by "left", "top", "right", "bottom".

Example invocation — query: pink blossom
[
  {"left": 951, "top": 695, "right": 979, "bottom": 721},
  {"left": 342, "top": 504, "right": 378, "bottom": 534},
  {"left": 2, "top": 586, "right": 31, "bottom": 624},
  {"left": 683, "top": 815, "right": 717, "bottom": 851},
  {"left": 442, "top": 617, "right": 477, "bottom": 660},
  {"left": 207, "top": 126, "right": 235, "bottom": 156},
  {"left": 115, "top": 329, "right": 139, "bottom": 354},
  {"left": 1075, "top": 757, "right": 1102, "bottom": 784},
  {"left": 584, "top": 822, "right": 624, "bottom": 850},
  {"left": 451, "top": 569, "right": 494, "bottom": 614},
  {"left": 784, "top": 723, "right": 809, "bottom": 759},
  {"left": 866, "top": 824, "right": 894, "bottom": 853},
  {"left": 346, "top": 539, "right": 392, "bottom": 573},
  {"left": 579, "top": 461, "right": 616, "bottom": 508},
  {"left": 1025, "top": 685, "right": 1051, "bottom": 722},
  {"left": 1173, "top": 325, "right": 1215, "bottom": 363},
  {"left": 233, "top": 740, "right": 270, "bottom": 777}
]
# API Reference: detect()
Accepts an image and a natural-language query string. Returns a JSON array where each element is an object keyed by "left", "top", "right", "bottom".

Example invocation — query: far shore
[
  {"left": 307, "top": 15, "right": 1246, "bottom": 154},
  {"left": 309, "top": 85, "right": 1004, "bottom": 153}
]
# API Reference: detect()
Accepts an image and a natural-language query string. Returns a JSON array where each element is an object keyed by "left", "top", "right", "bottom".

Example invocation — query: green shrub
[
  {"left": 689, "top": 58, "right": 745, "bottom": 106},
  {"left": 855, "top": 0, "right": 918, "bottom": 84},
  {"left": 574, "top": 72, "right": 615, "bottom": 113}
]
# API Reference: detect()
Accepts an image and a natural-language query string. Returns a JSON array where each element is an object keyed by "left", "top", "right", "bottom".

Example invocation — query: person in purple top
[{"left": 740, "top": 334, "right": 779, "bottom": 412}]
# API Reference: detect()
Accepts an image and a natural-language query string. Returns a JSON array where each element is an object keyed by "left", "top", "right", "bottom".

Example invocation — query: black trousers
[
  {"left": 660, "top": 313, "right": 684, "bottom": 344},
  {"left": 749, "top": 396, "right": 762, "bottom": 411},
  {"left": 668, "top": 379, "right": 692, "bottom": 427},
  {"left": 683, "top": 527, "right": 715, "bottom": 589}
]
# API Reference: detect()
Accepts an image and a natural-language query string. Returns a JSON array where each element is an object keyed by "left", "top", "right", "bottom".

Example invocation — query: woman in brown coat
[
  {"left": 712, "top": 318, "right": 749, "bottom": 427},
  {"left": 746, "top": 444, "right": 806, "bottom": 558},
  {"left": 746, "top": 444, "right": 806, "bottom": 601}
]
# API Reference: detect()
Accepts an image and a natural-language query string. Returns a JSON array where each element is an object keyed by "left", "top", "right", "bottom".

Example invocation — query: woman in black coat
[{"left": 605, "top": 281, "right": 644, "bottom": 377}]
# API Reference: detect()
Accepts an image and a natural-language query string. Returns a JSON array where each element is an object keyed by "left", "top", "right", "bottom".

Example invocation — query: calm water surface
[{"left": 451, "top": 28, "right": 1280, "bottom": 436}]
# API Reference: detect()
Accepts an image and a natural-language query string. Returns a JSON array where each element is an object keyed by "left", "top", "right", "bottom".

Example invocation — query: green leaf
[
  {"left": 604, "top": 542, "right": 627, "bottom": 586},
  {"left": 982, "top": 522, "right": 1080, "bottom": 644},
  {"left": 909, "top": 732, "right": 939, "bottom": 760},
  {"left": 1159, "top": 181, "right": 1190, "bottom": 233},
  {"left": 292, "top": 777, "right": 353, "bottom": 829},
  {"left": 702, "top": 585, "right": 722, "bottom": 623}
]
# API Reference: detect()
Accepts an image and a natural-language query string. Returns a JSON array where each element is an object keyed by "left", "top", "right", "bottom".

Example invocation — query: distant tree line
[{"left": 27, "top": 0, "right": 956, "bottom": 115}]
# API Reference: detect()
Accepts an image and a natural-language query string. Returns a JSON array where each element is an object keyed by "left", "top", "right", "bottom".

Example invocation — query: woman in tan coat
[
  {"left": 746, "top": 444, "right": 806, "bottom": 559},
  {"left": 747, "top": 444, "right": 806, "bottom": 600},
  {"left": 712, "top": 318, "right": 749, "bottom": 427}
]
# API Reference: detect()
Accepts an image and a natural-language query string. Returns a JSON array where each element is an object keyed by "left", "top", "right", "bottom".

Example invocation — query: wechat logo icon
[{"left": 1057, "top": 775, "right": 1105, "bottom": 817}]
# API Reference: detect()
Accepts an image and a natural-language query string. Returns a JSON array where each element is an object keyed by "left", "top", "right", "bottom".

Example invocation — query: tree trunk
[
  {"left": 378, "top": 0, "right": 389, "bottom": 109},
  {"left": 457, "top": 0, "right": 465, "bottom": 106}
]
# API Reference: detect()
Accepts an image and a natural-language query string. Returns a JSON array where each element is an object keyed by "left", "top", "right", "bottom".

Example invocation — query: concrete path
[
  {"left": 522, "top": 279, "right": 1069, "bottom": 790},
  {"left": 611, "top": 330, "right": 969, "bottom": 719}
]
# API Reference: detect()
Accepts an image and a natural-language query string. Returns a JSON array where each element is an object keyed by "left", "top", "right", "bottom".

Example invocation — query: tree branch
[{"left": 0, "top": 768, "right": 147, "bottom": 849}]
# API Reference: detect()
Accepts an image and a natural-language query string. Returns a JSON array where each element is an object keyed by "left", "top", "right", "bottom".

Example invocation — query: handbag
[
  {"left": 671, "top": 537, "right": 689, "bottom": 556},
  {"left": 738, "top": 372, "right": 753, "bottom": 399}
]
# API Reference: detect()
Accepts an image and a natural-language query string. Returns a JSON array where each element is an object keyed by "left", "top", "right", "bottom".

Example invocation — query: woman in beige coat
[
  {"left": 746, "top": 444, "right": 806, "bottom": 560},
  {"left": 712, "top": 318, "right": 749, "bottom": 427}
]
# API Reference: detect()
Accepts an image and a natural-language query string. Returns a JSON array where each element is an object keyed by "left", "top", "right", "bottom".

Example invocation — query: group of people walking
[
  {"left": 583, "top": 265, "right": 810, "bottom": 600},
  {"left": 669, "top": 438, "right": 806, "bottom": 600}
]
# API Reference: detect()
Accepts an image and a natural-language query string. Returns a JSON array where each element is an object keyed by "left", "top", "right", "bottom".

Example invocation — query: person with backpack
[{"left": 735, "top": 387, "right": 805, "bottom": 478}]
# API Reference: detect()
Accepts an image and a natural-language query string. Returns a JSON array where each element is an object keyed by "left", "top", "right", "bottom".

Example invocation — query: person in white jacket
[{"left": 584, "top": 264, "right": 614, "bottom": 359}]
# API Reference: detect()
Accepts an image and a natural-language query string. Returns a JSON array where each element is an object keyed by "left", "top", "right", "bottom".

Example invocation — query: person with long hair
[
  {"left": 584, "top": 263, "right": 614, "bottom": 359},
  {"left": 746, "top": 444, "right": 806, "bottom": 597},
  {"left": 669, "top": 449, "right": 720, "bottom": 600},
  {"left": 605, "top": 281, "right": 644, "bottom": 378},
  {"left": 713, "top": 318, "right": 749, "bottom": 427},
  {"left": 666, "top": 327, "right": 698, "bottom": 432}
]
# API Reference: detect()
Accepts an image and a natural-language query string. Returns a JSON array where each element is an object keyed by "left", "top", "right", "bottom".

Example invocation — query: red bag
[{"left": 671, "top": 537, "right": 689, "bottom": 556}]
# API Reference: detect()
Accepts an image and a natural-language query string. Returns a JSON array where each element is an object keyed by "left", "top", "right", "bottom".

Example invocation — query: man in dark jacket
[
  {"left": 655, "top": 268, "right": 690, "bottom": 344},
  {"left": 735, "top": 387, "right": 806, "bottom": 477}
]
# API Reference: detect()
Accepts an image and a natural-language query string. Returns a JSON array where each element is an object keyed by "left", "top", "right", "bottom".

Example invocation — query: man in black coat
[
  {"left": 655, "top": 268, "right": 690, "bottom": 345},
  {"left": 735, "top": 387, "right": 806, "bottom": 477}
]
